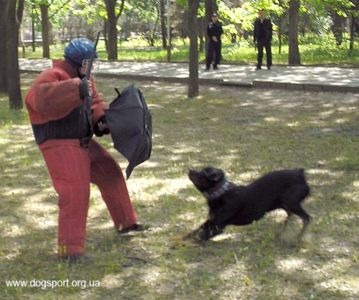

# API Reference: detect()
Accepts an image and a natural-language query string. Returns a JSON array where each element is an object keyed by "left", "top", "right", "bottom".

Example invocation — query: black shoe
[
  {"left": 267, "top": 66, "right": 271, "bottom": 70},
  {"left": 118, "top": 223, "right": 149, "bottom": 234},
  {"left": 255, "top": 66, "right": 262, "bottom": 71},
  {"left": 204, "top": 67, "right": 210, "bottom": 71},
  {"left": 213, "top": 65, "right": 218, "bottom": 70},
  {"left": 59, "top": 255, "right": 91, "bottom": 264}
]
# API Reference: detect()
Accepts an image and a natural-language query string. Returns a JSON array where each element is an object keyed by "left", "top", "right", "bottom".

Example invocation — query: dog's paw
[{"left": 202, "top": 225, "right": 224, "bottom": 240}]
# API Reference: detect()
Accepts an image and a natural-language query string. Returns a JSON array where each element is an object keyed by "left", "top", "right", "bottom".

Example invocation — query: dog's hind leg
[
  {"left": 288, "top": 203, "right": 311, "bottom": 239},
  {"left": 280, "top": 184, "right": 311, "bottom": 239},
  {"left": 281, "top": 208, "right": 293, "bottom": 233},
  {"left": 275, "top": 207, "right": 293, "bottom": 240}
]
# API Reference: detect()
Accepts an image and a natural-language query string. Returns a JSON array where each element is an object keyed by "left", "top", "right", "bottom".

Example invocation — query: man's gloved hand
[
  {"left": 79, "top": 77, "right": 90, "bottom": 99},
  {"left": 94, "top": 116, "right": 110, "bottom": 137}
]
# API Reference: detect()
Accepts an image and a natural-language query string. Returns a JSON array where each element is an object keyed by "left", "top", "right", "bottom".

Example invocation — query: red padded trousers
[{"left": 40, "top": 139, "right": 137, "bottom": 256}]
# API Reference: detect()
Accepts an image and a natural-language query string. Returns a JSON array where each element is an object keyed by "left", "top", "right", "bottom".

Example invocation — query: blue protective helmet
[{"left": 64, "top": 38, "right": 98, "bottom": 68}]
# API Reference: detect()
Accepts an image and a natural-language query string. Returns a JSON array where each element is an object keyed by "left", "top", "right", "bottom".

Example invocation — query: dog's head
[{"left": 188, "top": 167, "right": 225, "bottom": 192}]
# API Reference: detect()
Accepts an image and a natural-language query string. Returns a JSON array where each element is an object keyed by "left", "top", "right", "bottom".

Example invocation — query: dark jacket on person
[
  {"left": 207, "top": 21, "right": 223, "bottom": 42},
  {"left": 254, "top": 18, "right": 272, "bottom": 44}
]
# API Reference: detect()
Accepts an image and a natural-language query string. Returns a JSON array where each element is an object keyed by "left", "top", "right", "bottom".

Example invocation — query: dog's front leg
[
  {"left": 198, "top": 220, "right": 225, "bottom": 240},
  {"left": 183, "top": 220, "right": 225, "bottom": 241},
  {"left": 183, "top": 220, "right": 210, "bottom": 240}
]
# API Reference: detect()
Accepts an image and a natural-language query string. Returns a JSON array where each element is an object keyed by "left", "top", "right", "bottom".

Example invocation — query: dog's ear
[{"left": 203, "top": 167, "right": 224, "bottom": 182}]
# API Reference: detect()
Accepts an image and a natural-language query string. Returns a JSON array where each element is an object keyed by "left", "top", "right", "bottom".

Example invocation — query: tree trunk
[
  {"left": 288, "top": 0, "right": 301, "bottom": 65},
  {"left": 198, "top": 17, "right": 204, "bottom": 52},
  {"left": 166, "top": 0, "right": 172, "bottom": 62},
  {"left": 349, "top": 14, "right": 355, "bottom": 52},
  {"left": 0, "top": 0, "right": 7, "bottom": 93},
  {"left": 149, "top": 4, "right": 160, "bottom": 47},
  {"left": 160, "top": 0, "right": 167, "bottom": 49},
  {"left": 31, "top": 1, "right": 36, "bottom": 52},
  {"left": 301, "top": 13, "right": 309, "bottom": 37},
  {"left": 278, "top": 17, "right": 282, "bottom": 55},
  {"left": 330, "top": 11, "right": 345, "bottom": 46},
  {"left": 20, "top": 27, "right": 26, "bottom": 58},
  {"left": 277, "top": 0, "right": 285, "bottom": 54},
  {"left": 188, "top": 0, "right": 199, "bottom": 98},
  {"left": 105, "top": 0, "right": 118, "bottom": 61},
  {"left": 103, "top": 20, "right": 109, "bottom": 54},
  {"left": 6, "top": 0, "right": 25, "bottom": 110},
  {"left": 40, "top": 4, "right": 50, "bottom": 58}
]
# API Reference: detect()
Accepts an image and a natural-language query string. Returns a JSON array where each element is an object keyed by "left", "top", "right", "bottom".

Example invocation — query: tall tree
[
  {"left": 276, "top": 0, "right": 286, "bottom": 55},
  {"left": 330, "top": 10, "right": 346, "bottom": 46},
  {"left": 288, "top": 0, "right": 301, "bottom": 65},
  {"left": 40, "top": 2, "right": 50, "bottom": 58},
  {"left": 188, "top": 0, "right": 199, "bottom": 98},
  {"left": 160, "top": 0, "right": 167, "bottom": 48},
  {"left": 0, "top": 0, "right": 7, "bottom": 93},
  {"left": 30, "top": 0, "right": 37, "bottom": 52},
  {"left": 349, "top": 0, "right": 359, "bottom": 51},
  {"left": 104, "top": 0, "right": 125, "bottom": 61},
  {"left": 5, "top": 0, "right": 25, "bottom": 110}
]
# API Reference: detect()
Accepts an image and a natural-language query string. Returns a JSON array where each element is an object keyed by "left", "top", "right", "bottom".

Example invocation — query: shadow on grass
[{"left": 0, "top": 74, "right": 358, "bottom": 299}]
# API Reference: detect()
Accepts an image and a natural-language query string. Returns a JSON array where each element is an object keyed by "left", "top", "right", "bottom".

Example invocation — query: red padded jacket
[{"left": 26, "top": 60, "right": 106, "bottom": 126}]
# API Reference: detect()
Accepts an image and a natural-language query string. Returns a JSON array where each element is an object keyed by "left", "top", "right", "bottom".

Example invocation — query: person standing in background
[
  {"left": 254, "top": 10, "right": 273, "bottom": 70},
  {"left": 206, "top": 13, "right": 223, "bottom": 71}
]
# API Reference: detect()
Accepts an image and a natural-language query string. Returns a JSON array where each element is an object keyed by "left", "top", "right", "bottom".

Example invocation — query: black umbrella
[{"left": 105, "top": 84, "right": 152, "bottom": 179}]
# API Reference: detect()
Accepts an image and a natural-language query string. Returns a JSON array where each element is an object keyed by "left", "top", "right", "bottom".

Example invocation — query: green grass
[
  {"left": 21, "top": 34, "right": 359, "bottom": 66},
  {"left": 0, "top": 75, "right": 358, "bottom": 299}
]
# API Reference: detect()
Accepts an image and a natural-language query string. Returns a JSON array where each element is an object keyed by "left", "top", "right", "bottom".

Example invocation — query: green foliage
[
  {"left": 126, "top": 0, "right": 159, "bottom": 29},
  {"left": 176, "top": 0, "right": 188, "bottom": 9},
  {"left": 28, "top": 0, "right": 73, "bottom": 25},
  {"left": 308, "top": 0, "right": 354, "bottom": 15},
  {"left": 71, "top": 0, "right": 105, "bottom": 24}
]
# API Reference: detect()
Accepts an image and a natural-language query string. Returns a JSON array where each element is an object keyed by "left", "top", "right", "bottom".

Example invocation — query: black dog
[{"left": 185, "top": 167, "right": 311, "bottom": 241}]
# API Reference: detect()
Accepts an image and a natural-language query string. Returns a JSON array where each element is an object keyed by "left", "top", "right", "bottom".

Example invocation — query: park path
[{"left": 19, "top": 59, "right": 359, "bottom": 93}]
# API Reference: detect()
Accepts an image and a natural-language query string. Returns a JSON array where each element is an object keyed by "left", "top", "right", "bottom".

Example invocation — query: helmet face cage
[{"left": 81, "top": 58, "right": 98, "bottom": 77}]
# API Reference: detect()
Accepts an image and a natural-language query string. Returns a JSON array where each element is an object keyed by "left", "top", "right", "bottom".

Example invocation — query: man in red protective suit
[{"left": 25, "top": 38, "right": 146, "bottom": 262}]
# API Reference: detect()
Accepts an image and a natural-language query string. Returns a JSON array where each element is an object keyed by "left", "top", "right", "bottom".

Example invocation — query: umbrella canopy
[{"left": 105, "top": 84, "right": 152, "bottom": 178}]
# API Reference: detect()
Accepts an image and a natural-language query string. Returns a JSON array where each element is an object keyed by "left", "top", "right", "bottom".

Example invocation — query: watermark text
[{"left": 5, "top": 279, "right": 101, "bottom": 290}]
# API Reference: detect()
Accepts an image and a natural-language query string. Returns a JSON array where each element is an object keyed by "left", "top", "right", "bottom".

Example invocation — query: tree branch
[
  {"left": 116, "top": 0, "right": 125, "bottom": 20},
  {"left": 49, "top": 0, "right": 72, "bottom": 19}
]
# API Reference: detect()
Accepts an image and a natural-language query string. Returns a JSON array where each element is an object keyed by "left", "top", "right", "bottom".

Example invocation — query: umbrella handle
[
  {"left": 85, "top": 31, "right": 101, "bottom": 80},
  {"left": 115, "top": 88, "right": 121, "bottom": 97},
  {"left": 83, "top": 31, "right": 101, "bottom": 137}
]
